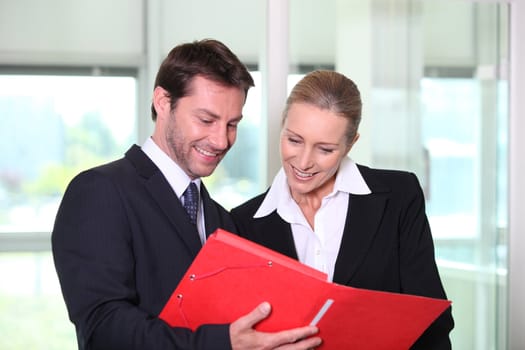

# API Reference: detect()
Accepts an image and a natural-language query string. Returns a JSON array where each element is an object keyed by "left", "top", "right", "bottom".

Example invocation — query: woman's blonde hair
[{"left": 282, "top": 70, "right": 362, "bottom": 145}]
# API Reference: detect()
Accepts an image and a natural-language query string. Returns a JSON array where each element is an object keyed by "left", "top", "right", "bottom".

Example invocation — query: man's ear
[{"left": 152, "top": 86, "right": 171, "bottom": 119}]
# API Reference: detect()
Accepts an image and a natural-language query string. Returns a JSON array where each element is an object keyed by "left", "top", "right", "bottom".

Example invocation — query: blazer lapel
[
  {"left": 125, "top": 145, "right": 202, "bottom": 256},
  {"left": 332, "top": 193, "right": 388, "bottom": 285},
  {"left": 201, "top": 184, "right": 224, "bottom": 237},
  {"left": 260, "top": 212, "right": 299, "bottom": 260}
]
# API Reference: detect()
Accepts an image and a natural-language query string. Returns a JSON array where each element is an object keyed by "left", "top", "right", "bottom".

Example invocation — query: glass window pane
[
  {"left": 204, "top": 71, "right": 264, "bottom": 209},
  {"left": 0, "top": 74, "right": 137, "bottom": 233},
  {"left": 162, "top": 0, "right": 263, "bottom": 210},
  {"left": 422, "top": 78, "right": 479, "bottom": 245},
  {"left": 0, "top": 72, "right": 137, "bottom": 350}
]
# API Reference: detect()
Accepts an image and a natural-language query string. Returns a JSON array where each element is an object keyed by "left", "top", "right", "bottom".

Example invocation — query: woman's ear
[{"left": 346, "top": 133, "right": 360, "bottom": 154}]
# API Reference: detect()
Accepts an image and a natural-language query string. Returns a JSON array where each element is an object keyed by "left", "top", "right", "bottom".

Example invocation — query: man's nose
[{"left": 209, "top": 124, "right": 229, "bottom": 150}]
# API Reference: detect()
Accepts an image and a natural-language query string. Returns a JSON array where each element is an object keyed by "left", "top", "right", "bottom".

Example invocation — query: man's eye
[
  {"left": 200, "top": 118, "right": 213, "bottom": 124},
  {"left": 320, "top": 148, "right": 335, "bottom": 153}
]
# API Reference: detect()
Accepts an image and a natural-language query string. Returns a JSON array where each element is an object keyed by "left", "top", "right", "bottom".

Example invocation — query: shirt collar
[
  {"left": 254, "top": 156, "right": 371, "bottom": 218},
  {"left": 142, "top": 137, "right": 201, "bottom": 198},
  {"left": 334, "top": 156, "right": 371, "bottom": 195}
]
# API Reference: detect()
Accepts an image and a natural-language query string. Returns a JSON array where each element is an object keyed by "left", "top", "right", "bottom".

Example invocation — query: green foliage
[
  {"left": 21, "top": 112, "right": 123, "bottom": 198},
  {"left": 65, "top": 112, "right": 119, "bottom": 166},
  {"left": 22, "top": 163, "right": 86, "bottom": 197}
]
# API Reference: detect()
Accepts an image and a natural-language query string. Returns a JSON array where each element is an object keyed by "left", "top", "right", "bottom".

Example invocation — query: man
[{"left": 52, "top": 39, "right": 321, "bottom": 350}]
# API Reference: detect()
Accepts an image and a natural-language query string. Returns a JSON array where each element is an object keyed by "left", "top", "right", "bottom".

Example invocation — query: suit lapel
[
  {"left": 125, "top": 145, "right": 202, "bottom": 256},
  {"left": 201, "top": 184, "right": 223, "bottom": 237},
  {"left": 260, "top": 212, "right": 299, "bottom": 260},
  {"left": 332, "top": 193, "right": 388, "bottom": 285}
]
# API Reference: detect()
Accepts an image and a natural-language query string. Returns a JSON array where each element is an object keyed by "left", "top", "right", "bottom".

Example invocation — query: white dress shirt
[
  {"left": 142, "top": 138, "right": 206, "bottom": 244},
  {"left": 254, "top": 157, "right": 371, "bottom": 281}
]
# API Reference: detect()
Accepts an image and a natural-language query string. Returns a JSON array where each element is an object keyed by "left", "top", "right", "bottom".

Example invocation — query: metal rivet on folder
[
  {"left": 267, "top": 261, "right": 273, "bottom": 267},
  {"left": 177, "top": 294, "right": 183, "bottom": 299},
  {"left": 189, "top": 274, "right": 196, "bottom": 281}
]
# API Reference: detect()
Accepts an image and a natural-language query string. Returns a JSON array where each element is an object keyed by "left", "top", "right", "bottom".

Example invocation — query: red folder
[{"left": 159, "top": 229, "right": 451, "bottom": 350}]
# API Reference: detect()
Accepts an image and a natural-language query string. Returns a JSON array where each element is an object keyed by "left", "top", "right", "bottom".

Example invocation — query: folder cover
[{"left": 159, "top": 229, "right": 451, "bottom": 350}]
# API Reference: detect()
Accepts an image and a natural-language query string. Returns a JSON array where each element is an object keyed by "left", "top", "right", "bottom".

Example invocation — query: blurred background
[{"left": 1, "top": 0, "right": 524, "bottom": 349}]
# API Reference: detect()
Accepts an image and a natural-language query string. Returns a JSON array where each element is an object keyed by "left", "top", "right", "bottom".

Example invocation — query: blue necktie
[{"left": 183, "top": 182, "right": 199, "bottom": 226}]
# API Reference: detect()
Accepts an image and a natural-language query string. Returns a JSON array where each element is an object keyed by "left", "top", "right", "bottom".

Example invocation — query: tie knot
[{"left": 183, "top": 182, "right": 199, "bottom": 226}]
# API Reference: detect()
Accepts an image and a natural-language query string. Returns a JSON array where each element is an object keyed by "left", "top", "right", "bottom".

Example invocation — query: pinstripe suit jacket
[{"left": 52, "top": 145, "right": 236, "bottom": 350}]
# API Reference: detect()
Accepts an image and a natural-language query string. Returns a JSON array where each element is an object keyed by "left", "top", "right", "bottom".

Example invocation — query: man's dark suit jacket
[
  {"left": 230, "top": 164, "right": 454, "bottom": 350},
  {"left": 52, "top": 145, "right": 237, "bottom": 350}
]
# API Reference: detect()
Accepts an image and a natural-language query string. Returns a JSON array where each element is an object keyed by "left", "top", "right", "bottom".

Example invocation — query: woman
[{"left": 230, "top": 70, "right": 454, "bottom": 349}]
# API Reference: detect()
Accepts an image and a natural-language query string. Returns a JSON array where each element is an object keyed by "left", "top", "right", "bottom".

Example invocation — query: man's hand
[{"left": 230, "top": 302, "right": 322, "bottom": 350}]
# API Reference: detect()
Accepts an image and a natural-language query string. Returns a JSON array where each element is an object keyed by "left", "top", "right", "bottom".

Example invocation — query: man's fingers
[
  {"left": 230, "top": 303, "right": 322, "bottom": 350},
  {"left": 234, "top": 302, "right": 272, "bottom": 330},
  {"left": 269, "top": 326, "right": 320, "bottom": 348},
  {"left": 277, "top": 333, "right": 322, "bottom": 350}
]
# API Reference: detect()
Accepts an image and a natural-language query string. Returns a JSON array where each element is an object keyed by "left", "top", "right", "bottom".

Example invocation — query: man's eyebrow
[
  {"left": 194, "top": 108, "right": 243, "bottom": 122},
  {"left": 193, "top": 108, "right": 219, "bottom": 118}
]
